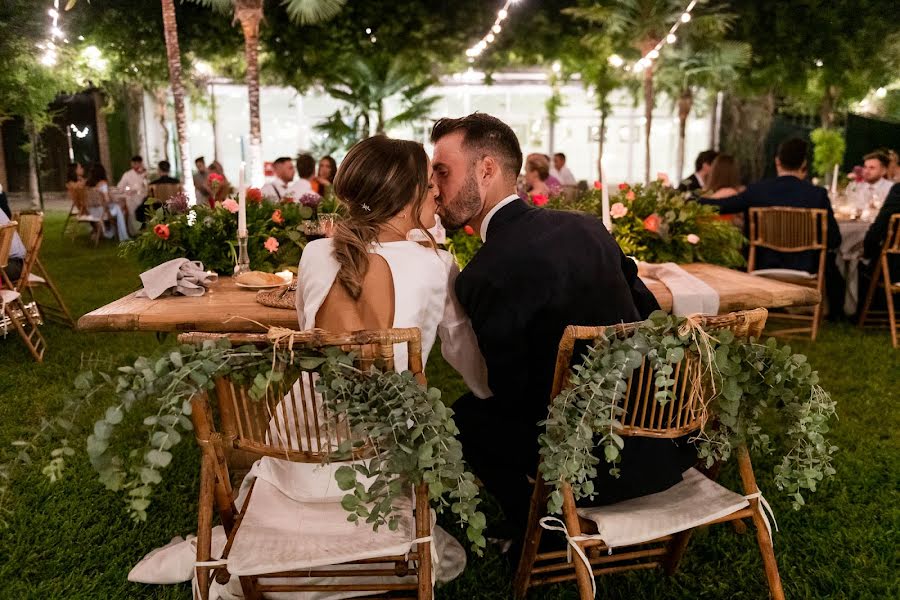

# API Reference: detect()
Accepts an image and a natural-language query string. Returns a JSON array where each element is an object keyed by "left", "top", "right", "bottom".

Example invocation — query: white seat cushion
[
  {"left": 577, "top": 468, "right": 749, "bottom": 549},
  {"left": 228, "top": 478, "right": 418, "bottom": 576},
  {"left": 27, "top": 273, "right": 46, "bottom": 284},
  {"left": 750, "top": 268, "right": 817, "bottom": 283},
  {"left": 77, "top": 215, "right": 101, "bottom": 222},
  {"left": 1, "top": 289, "right": 21, "bottom": 304}
]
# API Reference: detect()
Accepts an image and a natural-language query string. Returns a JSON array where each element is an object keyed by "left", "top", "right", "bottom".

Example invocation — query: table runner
[{"left": 640, "top": 262, "right": 720, "bottom": 316}]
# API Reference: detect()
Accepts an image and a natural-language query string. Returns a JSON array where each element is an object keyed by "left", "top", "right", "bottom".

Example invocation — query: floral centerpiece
[
  {"left": 551, "top": 181, "right": 746, "bottom": 268},
  {"left": 122, "top": 190, "right": 315, "bottom": 273}
]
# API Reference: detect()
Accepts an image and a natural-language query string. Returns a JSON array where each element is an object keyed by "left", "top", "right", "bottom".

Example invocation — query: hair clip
[{"left": 361, "top": 203, "right": 371, "bottom": 212}]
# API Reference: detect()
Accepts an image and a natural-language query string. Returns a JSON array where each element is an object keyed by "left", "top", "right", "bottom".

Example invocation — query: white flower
[
  {"left": 187, "top": 210, "right": 197, "bottom": 227},
  {"left": 687, "top": 233, "right": 700, "bottom": 244}
]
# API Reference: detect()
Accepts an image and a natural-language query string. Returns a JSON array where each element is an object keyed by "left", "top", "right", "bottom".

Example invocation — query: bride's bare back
[{"left": 314, "top": 253, "right": 396, "bottom": 331}]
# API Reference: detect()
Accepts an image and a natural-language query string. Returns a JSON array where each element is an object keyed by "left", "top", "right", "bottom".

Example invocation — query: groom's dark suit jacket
[{"left": 452, "top": 199, "right": 693, "bottom": 530}]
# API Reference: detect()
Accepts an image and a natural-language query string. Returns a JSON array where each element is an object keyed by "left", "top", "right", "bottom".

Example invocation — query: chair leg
[
  {"left": 415, "top": 482, "right": 433, "bottom": 600},
  {"left": 858, "top": 266, "right": 881, "bottom": 328},
  {"left": 810, "top": 301, "right": 822, "bottom": 341},
  {"left": 561, "top": 484, "right": 594, "bottom": 600},
  {"left": 32, "top": 260, "right": 76, "bottom": 328},
  {"left": 883, "top": 265, "right": 897, "bottom": 349},
  {"left": 195, "top": 453, "right": 215, "bottom": 600},
  {"left": 6, "top": 301, "right": 45, "bottom": 362},
  {"left": 513, "top": 477, "right": 547, "bottom": 599},
  {"left": 238, "top": 576, "right": 261, "bottom": 600},
  {"left": 663, "top": 529, "right": 694, "bottom": 575}
]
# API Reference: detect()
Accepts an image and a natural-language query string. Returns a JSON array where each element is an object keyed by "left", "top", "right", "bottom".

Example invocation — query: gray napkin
[{"left": 136, "top": 258, "right": 218, "bottom": 300}]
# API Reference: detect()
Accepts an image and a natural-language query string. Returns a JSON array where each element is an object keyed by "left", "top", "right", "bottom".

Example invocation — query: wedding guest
[
  {"left": 550, "top": 152, "right": 577, "bottom": 186},
  {"left": 861, "top": 182, "right": 900, "bottom": 296},
  {"left": 0, "top": 184, "right": 9, "bottom": 219},
  {"left": 702, "top": 154, "right": 746, "bottom": 227},
  {"left": 260, "top": 157, "right": 296, "bottom": 202},
  {"left": 887, "top": 150, "right": 900, "bottom": 182},
  {"left": 192, "top": 156, "right": 212, "bottom": 206},
  {"left": 117, "top": 155, "right": 149, "bottom": 233},
  {"left": 431, "top": 113, "right": 685, "bottom": 543},
  {"left": 678, "top": 149, "right": 718, "bottom": 193},
  {"left": 315, "top": 155, "right": 337, "bottom": 193},
  {"left": 853, "top": 151, "right": 894, "bottom": 210},
  {"left": 699, "top": 138, "right": 844, "bottom": 317},
  {"left": 0, "top": 209, "right": 25, "bottom": 281},
  {"left": 524, "top": 154, "right": 551, "bottom": 198},
  {"left": 208, "top": 161, "right": 230, "bottom": 205},
  {"left": 149, "top": 160, "right": 180, "bottom": 185},
  {"left": 86, "top": 163, "right": 130, "bottom": 241},
  {"left": 292, "top": 153, "right": 316, "bottom": 196}
]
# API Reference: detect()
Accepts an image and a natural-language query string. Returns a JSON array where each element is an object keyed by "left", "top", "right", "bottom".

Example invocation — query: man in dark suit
[
  {"left": 678, "top": 149, "right": 718, "bottom": 193},
  {"left": 860, "top": 182, "right": 900, "bottom": 300},
  {"left": 699, "top": 138, "right": 845, "bottom": 317},
  {"left": 431, "top": 113, "right": 693, "bottom": 537}
]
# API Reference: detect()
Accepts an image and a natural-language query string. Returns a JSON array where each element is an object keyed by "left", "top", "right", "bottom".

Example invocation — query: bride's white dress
[{"left": 130, "top": 238, "right": 490, "bottom": 598}]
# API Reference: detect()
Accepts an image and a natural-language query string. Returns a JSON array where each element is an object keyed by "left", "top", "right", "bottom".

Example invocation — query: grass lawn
[{"left": 0, "top": 212, "right": 898, "bottom": 599}]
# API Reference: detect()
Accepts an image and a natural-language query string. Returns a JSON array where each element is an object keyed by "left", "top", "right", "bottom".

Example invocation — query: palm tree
[
  {"left": 196, "top": 0, "right": 345, "bottom": 185},
  {"left": 657, "top": 37, "right": 750, "bottom": 180},
  {"left": 314, "top": 55, "right": 440, "bottom": 152},
  {"left": 160, "top": 0, "right": 198, "bottom": 203}
]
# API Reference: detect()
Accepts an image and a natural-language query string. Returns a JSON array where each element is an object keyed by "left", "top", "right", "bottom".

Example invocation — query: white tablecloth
[{"left": 835, "top": 219, "right": 871, "bottom": 315}]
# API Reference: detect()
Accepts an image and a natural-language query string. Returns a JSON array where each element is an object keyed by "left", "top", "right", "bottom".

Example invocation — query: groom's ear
[{"left": 480, "top": 156, "right": 499, "bottom": 183}]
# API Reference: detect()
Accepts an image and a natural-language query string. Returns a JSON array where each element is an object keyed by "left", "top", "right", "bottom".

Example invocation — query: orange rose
[
  {"left": 642, "top": 214, "right": 661, "bottom": 233},
  {"left": 593, "top": 180, "right": 603, "bottom": 189},
  {"left": 153, "top": 224, "right": 170, "bottom": 240},
  {"left": 272, "top": 209, "right": 284, "bottom": 224},
  {"left": 247, "top": 187, "right": 263, "bottom": 204},
  {"left": 626, "top": 190, "right": 636, "bottom": 201},
  {"left": 618, "top": 183, "right": 629, "bottom": 191}
]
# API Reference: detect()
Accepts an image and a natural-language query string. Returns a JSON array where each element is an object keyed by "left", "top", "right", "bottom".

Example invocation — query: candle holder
[{"left": 234, "top": 229, "right": 251, "bottom": 276}]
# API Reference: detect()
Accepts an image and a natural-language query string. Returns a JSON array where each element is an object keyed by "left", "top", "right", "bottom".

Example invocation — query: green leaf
[
  {"left": 334, "top": 465, "right": 357, "bottom": 491},
  {"left": 146, "top": 449, "right": 172, "bottom": 468},
  {"left": 105, "top": 407, "right": 124, "bottom": 425}
]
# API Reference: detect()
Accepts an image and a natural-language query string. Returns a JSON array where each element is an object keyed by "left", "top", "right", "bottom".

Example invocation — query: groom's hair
[{"left": 431, "top": 113, "right": 523, "bottom": 182}]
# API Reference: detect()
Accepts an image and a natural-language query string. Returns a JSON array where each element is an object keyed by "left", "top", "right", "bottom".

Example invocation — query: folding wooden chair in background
[
  {"left": 0, "top": 222, "right": 46, "bottom": 362},
  {"left": 514, "top": 309, "right": 784, "bottom": 600},
  {"left": 11, "top": 212, "right": 75, "bottom": 328},
  {"left": 858, "top": 213, "right": 900, "bottom": 347},
  {"left": 179, "top": 328, "right": 434, "bottom": 600}
]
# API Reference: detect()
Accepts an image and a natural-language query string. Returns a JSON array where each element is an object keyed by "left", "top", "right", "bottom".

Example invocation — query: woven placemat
[{"left": 256, "top": 282, "right": 296, "bottom": 309}]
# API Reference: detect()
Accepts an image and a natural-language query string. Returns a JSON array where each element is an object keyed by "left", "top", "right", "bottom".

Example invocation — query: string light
[
  {"left": 38, "top": 0, "right": 66, "bottom": 67},
  {"left": 465, "top": 0, "right": 521, "bottom": 61},
  {"left": 608, "top": 0, "right": 697, "bottom": 72}
]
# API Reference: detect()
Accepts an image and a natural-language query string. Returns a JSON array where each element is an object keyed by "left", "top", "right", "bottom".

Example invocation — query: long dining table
[{"left": 78, "top": 263, "right": 821, "bottom": 334}]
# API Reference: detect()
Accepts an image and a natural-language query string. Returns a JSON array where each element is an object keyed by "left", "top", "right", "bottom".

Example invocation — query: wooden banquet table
[{"left": 78, "top": 263, "right": 820, "bottom": 334}]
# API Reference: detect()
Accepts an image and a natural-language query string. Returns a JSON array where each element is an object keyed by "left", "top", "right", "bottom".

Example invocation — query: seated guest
[
  {"left": 678, "top": 149, "right": 718, "bottom": 193},
  {"left": 887, "top": 150, "right": 900, "bottom": 183},
  {"left": 292, "top": 153, "right": 316, "bottom": 196},
  {"left": 551, "top": 152, "right": 577, "bottom": 186},
  {"left": 852, "top": 151, "right": 894, "bottom": 211},
  {"left": 86, "top": 164, "right": 130, "bottom": 241},
  {"left": 0, "top": 184, "right": 11, "bottom": 219},
  {"left": 432, "top": 113, "right": 688, "bottom": 542},
  {"left": 149, "top": 160, "right": 180, "bottom": 185},
  {"left": 862, "top": 182, "right": 900, "bottom": 289},
  {"left": 208, "top": 161, "right": 230, "bottom": 205},
  {"left": 700, "top": 138, "right": 843, "bottom": 315},
  {"left": 702, "top": 154, "right": 746, "bottom": 227},
  {"left": 0, "top": 209, "right": 25, "bottom": 281},
  {"left": 261, "top": 156, "right": 296, "bottom": 202},
  {"left": 192, "top": 156, "right": 212, "bottom": 207},
  {"left": 117, "top": 155, "right": 149, "bottom": 233},
  {"left": 315, "top": 155, "right": 337, "bottom": 194},
  {"left": 523, "top": 154, "right": 552, "bottom": 198}
]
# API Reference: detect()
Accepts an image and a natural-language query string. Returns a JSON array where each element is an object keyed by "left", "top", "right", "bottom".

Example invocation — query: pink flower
[
  {"left": 593, "top": 181, "right": 603, "bottom": 190},
  {"left": 610, "top": 202, "right": 628, "bottom": 219},
  {"left": 626, "top": 190, "right": 636, "bottom": 201},
  {"left": 264, "top": 236, "right": 279, "bottom": 253},
  {"left": 153, "top": 223, "right": 170, "bottom": 240},
  {"left": 222, "top": 198, "right": 239, "bottom": 213},
  {"left": 687, "top": 233, "right": 700, "bottom": 245},
  {"left": 463, "top": 225, "right": 475, "bottom": 236},
  {"left": 532, "top": 194, "right": 549, "bottom": 207},
  {"left": 656, "top": 172, "right": 670, "bottom": 186},
  {"left": 271, "top": 209, "right": 284, "bottom": 224},
  {"left": 643, "top": 213, "right": 661, "bottom": 233}
]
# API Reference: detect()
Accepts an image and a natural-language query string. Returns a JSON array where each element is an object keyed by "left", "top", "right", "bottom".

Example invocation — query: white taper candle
[{"left": 238, "top": 161, "right": 247, "bottom": 234}]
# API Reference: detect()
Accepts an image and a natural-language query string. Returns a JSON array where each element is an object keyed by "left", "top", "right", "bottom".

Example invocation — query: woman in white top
[{"left": 85, "top": 163, "right": 130, "bottom": 241}]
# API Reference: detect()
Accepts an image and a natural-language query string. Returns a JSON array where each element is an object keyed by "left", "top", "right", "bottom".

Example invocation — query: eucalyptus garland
[
  {"left": 15, "top": 339, "right": 486, "bottom": 552},
  {"left": 538, "top": 311, "right": 837, "bottom": 515}
]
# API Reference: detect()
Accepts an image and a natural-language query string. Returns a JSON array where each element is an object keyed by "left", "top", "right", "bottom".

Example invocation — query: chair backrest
[
  {"left": 149, "top": 183, "right": 183, "bottom": 204},
  {"left": 179, "top": 327, "right": 425, "bottom": 462},
  {"left": 748, "top": 207, "right": 827, "bottom": 253},
  {"left": 0, "top": 222, "right": 17, "bottom": 270},
  {"left": 83, "top": 187, "right": 104, "bottom": 209},
  {"left": 15, "top": 213, "right": 43, "bottom": 257},
  {"left": 549, "top": 309, "right": 768, "bottom": 439},
  {"left": 882, "top": 213, "right": 900, "bottom": 257},
  {"left": 67, "top": 184, "right": 87, "bottom": 213}
]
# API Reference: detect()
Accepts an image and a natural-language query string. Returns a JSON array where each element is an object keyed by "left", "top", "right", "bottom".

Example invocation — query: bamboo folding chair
[
  {"left": 747, "top": 207, "right": 828, "bottom": 341},
  {"left": 0, "top": 223, "right": 46, "bottom": 362},
  {"left": 179, "top": 328, "right": 433, "bottom": 600},
  {"left": 858, "top": 213, "right": 900, "bottom": 348},
  {"left": 514, "top": 308, "right": 785, "bottom": 600},
  {"left": 69, "top": 186, "right": 104, "bottom": 246},
  {"left": 9, "top": 212, "right": 76, "bottom": 328}
]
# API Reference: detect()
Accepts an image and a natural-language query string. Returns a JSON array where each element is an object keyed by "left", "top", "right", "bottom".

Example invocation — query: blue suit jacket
[{"left": 700, "top": 176, "right": 841, "bottom": 273}]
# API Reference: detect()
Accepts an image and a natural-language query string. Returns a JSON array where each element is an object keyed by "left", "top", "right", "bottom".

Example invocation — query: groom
[{"left": 431, "top": 113, "right": 693, "bottom": 538}]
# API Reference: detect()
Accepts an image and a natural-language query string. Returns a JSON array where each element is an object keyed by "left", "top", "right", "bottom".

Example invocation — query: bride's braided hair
[{"left": 331, "top": 135, "right": 431, "bottom": 300}]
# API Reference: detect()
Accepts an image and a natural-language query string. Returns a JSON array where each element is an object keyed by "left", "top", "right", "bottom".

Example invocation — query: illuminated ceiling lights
[
  {"left": 465, "top": 0, "right": 521, "bottom": 61},
  {"left": 37, "top": 0, "right": 66, "bottom": 67},
  {"left": 607, "top": 0, "right": 697, "bottom": 73}
]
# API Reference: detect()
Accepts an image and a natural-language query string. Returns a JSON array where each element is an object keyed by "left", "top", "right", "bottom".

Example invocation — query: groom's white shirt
[{"left": 480, "top": 194, "right": 519, "bottom": 242}]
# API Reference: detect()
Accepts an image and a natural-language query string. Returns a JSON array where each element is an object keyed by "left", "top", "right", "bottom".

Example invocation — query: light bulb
[
  {"left": 648, "top": 49, "right": 659, "bottom": 59},
  {"left": 365, "top": 27, "right": 372, "bottom": 34},
  {"left": 875, "top": 87, "right": 887, "bottom": 98},
  {"left": 608, "top": 54, "right": 624, "bottom": 67},
  {"left": 667, "top": 33, "right": 677, "bottom": 44},
  {"left": 48, "top": 8, "right": 58, "bottom": 18},
  {"left": 498, "top": 9, "right": 508, "bottom": 19},
  {"left": 492, "top": 24, "right": 502, "bottom": 33},
  {"left": 681, "top": 13, "right": 691, "bottom": 23},
  {"left": 552, "top": 61, "right": 561, "bottom": 73},
  {"left": 486, "top": 33, "right": 495, "bottom": 42}
]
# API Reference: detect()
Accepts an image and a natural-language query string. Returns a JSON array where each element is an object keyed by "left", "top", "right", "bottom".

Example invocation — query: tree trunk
[
  {"left": 643, "top": 64, "right": 654, "bottom": 184},
  {"left": 598, "top": 108, "right": 607, "bottom": 182},
  {"left": 721, "top": 91, "right": 776, "bottom": 183},
  {"left": 0, "top": 125, "right": 7, "bottom": 192},
  {"left": 236, "top": 2, "right": 264, "bottom": 186},
  {"left": 124, "top": 83, "right": 145, "bottom": 156},
  {"left": 160, "top": 0, "right": 197, "bottom": 204},
  {"left": 27, "top": 124, "right": 41, "bottom": 208},
  {"left": 210, "top": 83, "right": 222, "bottom": 161},
  {"left": 376, "top": 101, "right": 385, "bottom": 136},
  {"left": 93, "top": 90, "right": 112, "bottom": 173},
  {"left": 154, "top": 87, "right": 170, "bottom": 163},
  {"left": 676, "top": 88, "right": 693, "bottom": 183},
  {"left": 820, "top": 85, "right": 839, "bottom": 129}
]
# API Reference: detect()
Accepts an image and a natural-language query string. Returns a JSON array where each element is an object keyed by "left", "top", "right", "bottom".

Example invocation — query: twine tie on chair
[
  {"left": 744, "top": 489, "right": 779, "bottom": 545},
  {"left": 539, "top": 516, "right": 604, "bottom": 598}
]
